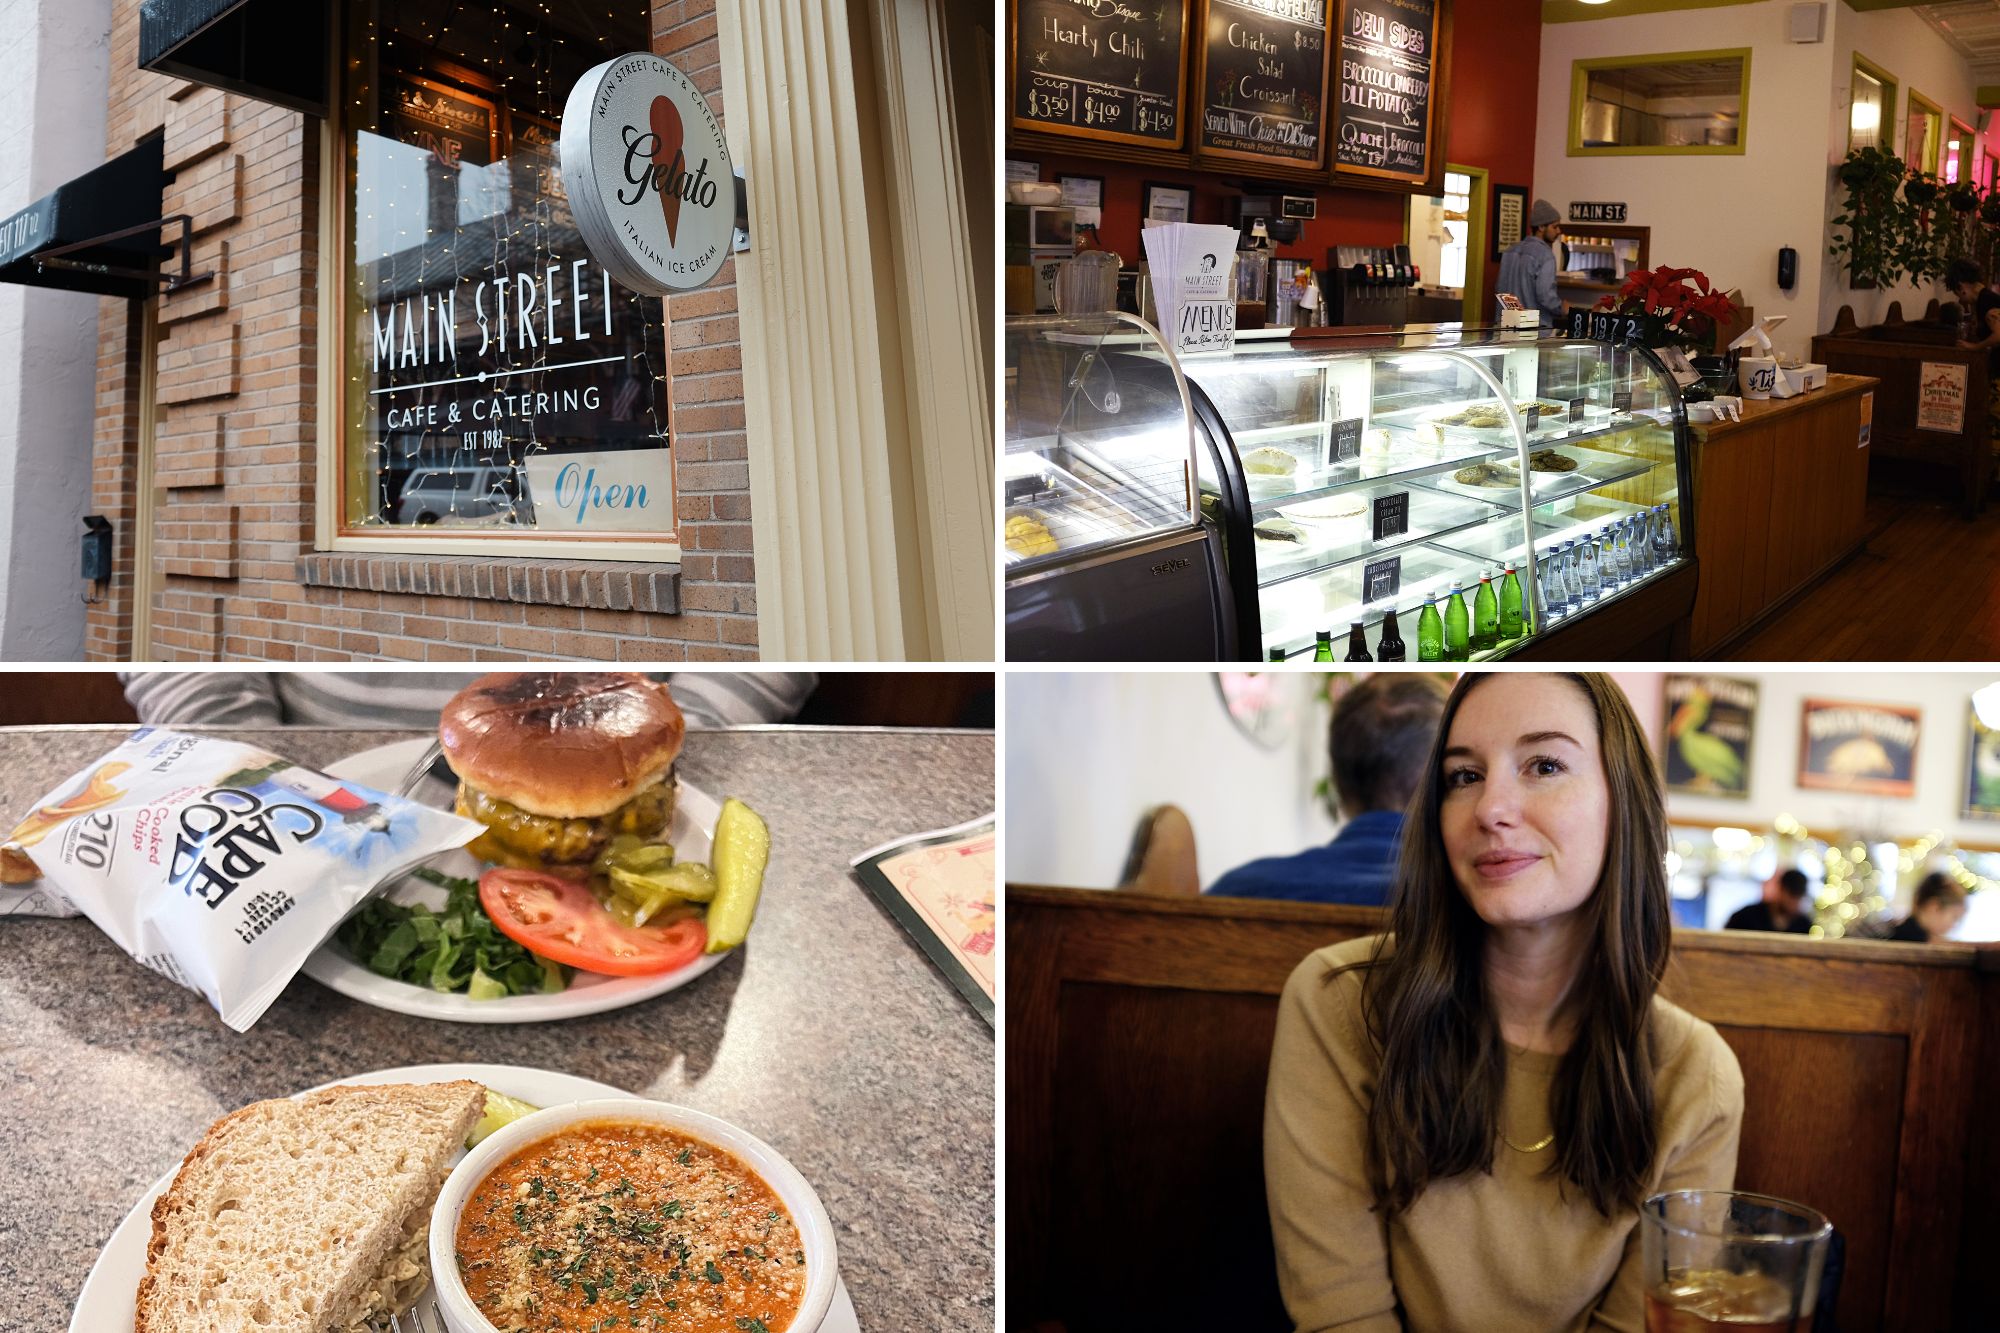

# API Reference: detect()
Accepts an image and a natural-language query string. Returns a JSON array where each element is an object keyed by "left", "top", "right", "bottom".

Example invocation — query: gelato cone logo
[{"left": 562, "top": 52, "right": 734, "bottom": 296}]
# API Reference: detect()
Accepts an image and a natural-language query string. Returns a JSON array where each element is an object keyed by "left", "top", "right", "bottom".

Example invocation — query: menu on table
[
  {"left": 1010, "top": 0, "right": 1190, "bottom": 150},
  {"left": 1333, "top": 0, "right": 1441, "bottom": 187},
  {"left": 1197, "top": 0, "right": 1332, "bottom": 170}
]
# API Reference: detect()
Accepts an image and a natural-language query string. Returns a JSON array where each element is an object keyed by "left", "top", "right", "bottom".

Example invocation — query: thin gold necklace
[{"left": 1501, "top": 1128, "right": 1556, "bottom": 1153}]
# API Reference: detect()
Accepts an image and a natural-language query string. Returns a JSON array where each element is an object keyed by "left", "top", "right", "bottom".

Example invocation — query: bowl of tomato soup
[{"left": 429, "top": 1099, "right": 838, "bottom": 1333}]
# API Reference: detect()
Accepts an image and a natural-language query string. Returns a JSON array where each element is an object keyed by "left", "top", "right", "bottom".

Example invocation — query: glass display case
[
  {"left": 1182, "top": 330, "right": 1694, "bottom": 661},
  {"left": 1004, "top": 313, "right": 1237, "bottom": 660}
]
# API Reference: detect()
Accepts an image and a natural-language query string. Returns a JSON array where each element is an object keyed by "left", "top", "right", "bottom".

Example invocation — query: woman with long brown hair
[{"left": 1264, "top": 672, "right": 1744, "bottom": 1331}]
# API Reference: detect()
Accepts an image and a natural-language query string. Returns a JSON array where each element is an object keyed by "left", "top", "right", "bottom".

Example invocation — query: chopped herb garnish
[
  {"left": 705, "top": 1260, "right": 725, "bottom": 1284},
  {"left": 677, "top": 1147, "right": 692, "bottom": 1165}
]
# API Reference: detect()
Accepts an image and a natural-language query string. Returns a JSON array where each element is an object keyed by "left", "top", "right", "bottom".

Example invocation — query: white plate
[
  {"left": 71, "top": 1063, "right": 860, "bottom": 1333},
  {"left": 300, "top": 738, "right": 727, "bottom": 1023}
]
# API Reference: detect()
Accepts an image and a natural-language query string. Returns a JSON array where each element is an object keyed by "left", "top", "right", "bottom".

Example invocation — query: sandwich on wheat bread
[{"left": 136, "top": 1080, "right": 487, "bottom": 1333}]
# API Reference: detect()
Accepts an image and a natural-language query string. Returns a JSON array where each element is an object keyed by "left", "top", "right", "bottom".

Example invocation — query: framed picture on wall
[
  {"left": 1006, "top": 157, "right": 1042, "bottom": 183},
  {"left": 1143, "top": 182, "right": 1193, "bottom": 225},
  {"left": 1493, "top": 184, "right": 1527, "bottom": 260},
  {"left": 1798, "top": 699, "right": 1920, "bottom": 798},
  {"left": 1966, "top": 702, "right": 2000, "bottom": 818},
  {"left": 1661, "top": 674, "right": 1756, "bottom": 800}
]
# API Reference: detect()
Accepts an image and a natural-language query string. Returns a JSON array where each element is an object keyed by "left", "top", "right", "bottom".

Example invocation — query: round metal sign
[{"left": 559, "top": 52, "right": 734, "bottom": 296}]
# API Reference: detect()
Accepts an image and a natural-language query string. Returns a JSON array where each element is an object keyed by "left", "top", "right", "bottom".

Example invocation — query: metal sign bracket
[
  {"left": 733, "top": 172, "right": 750, "bottom": 254},
  {"left": 34, "top": 213, "right": 212, "bottom": 292}
]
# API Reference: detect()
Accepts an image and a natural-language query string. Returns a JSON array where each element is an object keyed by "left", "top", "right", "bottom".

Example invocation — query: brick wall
[{"left": 86, "top": 0, "right": 756, "bottom": 661}]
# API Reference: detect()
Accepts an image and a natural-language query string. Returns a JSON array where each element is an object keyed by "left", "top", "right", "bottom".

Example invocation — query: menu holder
[
  {"left": 1330, "top": 0, "right": 1451, "bottom": 193},
  {"left": 1372, "top": 490, "right": 1410, "bottom": 541},
  {"left": 850, "top": 816, "right": 996, "bottom": 1026},
  {"left": 1194, "top": 0, "right": 1333, "bottom": 171},
  {"left": 1328, "top": 416, "right": 1364, "bottom": 463},
  {"left": 1363, "top": 554, "right": 1401, "bottom": 602},
  {"left": 1010, "top": 0, "right": 1191, "bottom": 150}
]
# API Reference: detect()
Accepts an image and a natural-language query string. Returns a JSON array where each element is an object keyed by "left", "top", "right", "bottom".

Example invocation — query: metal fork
[{"left": 382, "top": 1301, "right": 447, "bottom": 1333}]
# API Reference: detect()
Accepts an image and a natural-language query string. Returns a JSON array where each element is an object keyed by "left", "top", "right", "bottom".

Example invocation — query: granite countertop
[{"left": 0, "top": 725, "right": 994, "bottom": 1333}]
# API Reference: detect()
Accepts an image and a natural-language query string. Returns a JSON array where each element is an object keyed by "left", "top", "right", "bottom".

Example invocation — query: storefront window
[
  {"left": 1569, "top": 51, "right": 1748, "bottom": 156},
  {"left": 339, "top": 1, "right": 676, "bottom": 543}
]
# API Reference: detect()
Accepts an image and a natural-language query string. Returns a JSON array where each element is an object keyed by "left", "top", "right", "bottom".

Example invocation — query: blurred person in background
[
  {"left": 1264, "top": 673, "right": 1742, "bottom": 1330},
  {"left": 1723, "top": 868, "right": 1813, "bottom": 935},
  {"left": 1888, "top": 873, "right": 1968, "bottom": 943},
  {"left": 1206, "top": 674, "right": 1449, "bottom": 905},
  {"left": 120, "top": 672, "right": 816, "bottom": 732}
]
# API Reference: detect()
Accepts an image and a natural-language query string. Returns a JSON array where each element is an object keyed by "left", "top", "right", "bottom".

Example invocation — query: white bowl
[{"left": 428, "top": 1098, "right": 840, "bottom": 1333}]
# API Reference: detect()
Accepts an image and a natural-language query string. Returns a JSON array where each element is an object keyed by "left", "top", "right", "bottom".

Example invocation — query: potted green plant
[{"left": 1830, "top": 147, "right": 1908, "bottom": 288}]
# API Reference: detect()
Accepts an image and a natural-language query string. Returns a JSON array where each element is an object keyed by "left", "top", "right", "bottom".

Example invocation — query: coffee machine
[
  {"left": 1320, "top": 244, "right": 1420, "bottom": 327},
  {"left": 1227, "top": 194, "right": 1322, "bottom": 328}
]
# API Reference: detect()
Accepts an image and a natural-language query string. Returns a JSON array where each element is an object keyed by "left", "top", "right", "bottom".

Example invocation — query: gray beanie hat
[{"left": 1529, "top": 198, "right": 1561, "bottom": 228}]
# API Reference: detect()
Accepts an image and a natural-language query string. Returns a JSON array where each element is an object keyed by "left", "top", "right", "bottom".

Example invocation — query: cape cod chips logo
[{"left": 559, "top": 52, "right": 734, "bottom": 296}]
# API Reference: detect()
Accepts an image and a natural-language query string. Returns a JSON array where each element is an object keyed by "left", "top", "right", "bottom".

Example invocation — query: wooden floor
[{"left": 1721, "top": 492, "right": 2000, "bottom": 660}]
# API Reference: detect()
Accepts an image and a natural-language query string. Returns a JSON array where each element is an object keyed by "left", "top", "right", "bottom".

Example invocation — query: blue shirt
[{"left": 1203, "top": 810, "right": 1404, "bottom": 906}]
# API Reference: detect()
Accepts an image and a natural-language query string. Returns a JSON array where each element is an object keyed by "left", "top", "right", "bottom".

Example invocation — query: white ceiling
[{"left": 1914, "top": 2, "right": 2000, "bottom": 83}]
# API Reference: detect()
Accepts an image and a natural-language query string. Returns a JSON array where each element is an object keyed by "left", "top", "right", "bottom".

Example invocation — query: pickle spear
[{"left": 704, "top": 798, "right": 770, "bottom": 953}]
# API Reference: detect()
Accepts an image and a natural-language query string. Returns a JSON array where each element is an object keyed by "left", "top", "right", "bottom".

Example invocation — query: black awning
[
  {"left": 138, "top": 0, "right": 328, "bottom": 117},
  {"left": 0, "top": 138, "right": 174, "bottom": 299}
]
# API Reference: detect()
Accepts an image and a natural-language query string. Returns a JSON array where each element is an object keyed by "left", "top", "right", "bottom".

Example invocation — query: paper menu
[
  {"left": 1141, "top": 222, "right": 1244, "bottom": 356},
  {"left": 851, "top": 815, "right": 995, "bottom": 1025}
]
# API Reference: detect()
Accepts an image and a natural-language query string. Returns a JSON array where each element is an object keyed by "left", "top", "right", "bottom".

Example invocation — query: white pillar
[
  {"left": 717, "top": 0, "right": 994, "bottom": 662},
  {"left": 0, "top": 0, "right": 113, "bottom": 660}
]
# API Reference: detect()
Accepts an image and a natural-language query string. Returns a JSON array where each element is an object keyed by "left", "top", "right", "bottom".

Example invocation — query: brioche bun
[{"left": 440, "top": 673, "right": 684, "bottom": 819}]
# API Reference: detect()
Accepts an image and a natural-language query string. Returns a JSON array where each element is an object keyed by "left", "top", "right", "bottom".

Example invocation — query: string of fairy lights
[
  {"left": 1675, "top": 812, "right": 2000, "bottom": 940},
  {"left": 346, "top": 0, "right": 673, "bottom": 534}
]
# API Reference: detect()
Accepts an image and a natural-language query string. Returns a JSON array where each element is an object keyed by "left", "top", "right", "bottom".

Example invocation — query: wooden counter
[{"left": 1685, "top": 373, "right": 1877, "bottom": 656}]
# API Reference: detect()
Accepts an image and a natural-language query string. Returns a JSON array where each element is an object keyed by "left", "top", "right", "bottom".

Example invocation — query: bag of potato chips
[{"left": 1, "top": 728, "right": 480, "bottom": 1030}]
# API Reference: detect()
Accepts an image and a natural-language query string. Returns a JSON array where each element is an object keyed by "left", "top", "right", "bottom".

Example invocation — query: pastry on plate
[
  {"left": 1254, "top": 516, "right": 1309, "bottom": 545},
  {"left": 1242, "top": 446, "right": 1300, "bottom": 476},
  {"left": 1452, "top": 462, "right": 1520, "bottom": 488},
  {"left": 1528, "top": 449, "right": 1580, "bottom": 473},
  {"left": 1006, "top": 513, "right": 1059, "bottom": 557}
]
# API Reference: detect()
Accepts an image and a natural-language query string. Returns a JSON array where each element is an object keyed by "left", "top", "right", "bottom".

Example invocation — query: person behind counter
[
  {"left": 1946, "top": 258, "right": 2000, "bottom": 363},
  {"left": 1264, "top": 672, "right": 1743, "bottom": 1332},
  {"left": 1207, "top": 675, "right": 1447, "bottom": 905},
  {"left": 1496, "top": 199, "right": 1566, "bottom": 329},
  {"left": 1888, "top": 872, "right": 1968, "bottom": 943}
]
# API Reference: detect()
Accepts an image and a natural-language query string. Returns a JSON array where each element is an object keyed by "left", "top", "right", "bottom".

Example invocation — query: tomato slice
[{"left": 478, "top": 868, "right": 706, "bottom": 977}]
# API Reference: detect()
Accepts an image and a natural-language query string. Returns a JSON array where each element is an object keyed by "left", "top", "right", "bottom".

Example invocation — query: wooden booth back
[
  {"left": 1007, "top": 886, "right": 1990, "bottom": 1333},
  {"left": 1812, "top": 303, "right": 1991, "bottom": 519}
]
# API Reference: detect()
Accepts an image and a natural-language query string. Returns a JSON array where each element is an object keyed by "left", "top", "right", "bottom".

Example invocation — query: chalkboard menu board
[
  {"left": 1009, "top": 0, "right": 1190, "bottom": 150},
  {"left": 1195, "top": 0, "right": 1332, "bottom": 170},
  {"left": 1333, "top": 0, "right": 1441, "bottom": 187}
]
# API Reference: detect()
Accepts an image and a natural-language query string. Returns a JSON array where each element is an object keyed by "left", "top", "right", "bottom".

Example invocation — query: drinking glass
[{"left": 1640, "top": 1190, "right": 1833, "bottom": 1333}]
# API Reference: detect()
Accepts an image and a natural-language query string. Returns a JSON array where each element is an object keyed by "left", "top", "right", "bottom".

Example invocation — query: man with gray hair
[{"left": 1496, "top": 197, "right": 1566, "bottom": 329}]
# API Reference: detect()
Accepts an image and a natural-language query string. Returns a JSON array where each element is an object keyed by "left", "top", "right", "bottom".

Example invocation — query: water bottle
[
  {"left": 1534, "top": 548, "right": 1554, "bottom": 616},
  {"left": 1652, "top": 503, "right": 1677, "bottom": 563},
  {"left": 1617, "top": 520, "right": 1635, "bottom": 584},
  {"left": 1635, "top": 513, "right": 1658, "bottom": 575},
  {"left": 1555, "top": 541, "right": 1576, "bottom": 613},
  {"left": 1578, "top": 532, "right": 1600, "bottom": 603}
]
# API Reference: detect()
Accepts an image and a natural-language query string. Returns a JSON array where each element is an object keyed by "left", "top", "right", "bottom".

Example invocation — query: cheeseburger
[{"left": 440, "top": 672, "right": 684, "bottom": 875}]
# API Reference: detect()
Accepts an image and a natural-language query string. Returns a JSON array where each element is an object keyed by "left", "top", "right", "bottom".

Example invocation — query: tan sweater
[{"left": 1265, "top": 935, "right": 1743, "bottom": 1333}]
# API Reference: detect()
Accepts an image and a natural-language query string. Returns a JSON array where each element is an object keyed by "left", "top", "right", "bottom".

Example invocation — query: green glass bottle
[
  {"left": 1444, "top": 587, "right": 1470, "bottom": 662},
  {"left": 1499, "top": 566, "right": 1526, "bottom": 640},
  {"left": 1472, "top": 570, "right": 1499, "bottom": 651},
  {"left": 1313, "top": 630, "right": 1334, "bottom": 662},
  {"left": 1417, "top": 598, "right": 1443, "bottom": 662}
]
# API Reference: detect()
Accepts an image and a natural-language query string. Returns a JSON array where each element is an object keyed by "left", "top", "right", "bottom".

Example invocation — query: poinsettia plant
[{"left": 1594, "top": 266, "right": 1738, "bottom": 352}]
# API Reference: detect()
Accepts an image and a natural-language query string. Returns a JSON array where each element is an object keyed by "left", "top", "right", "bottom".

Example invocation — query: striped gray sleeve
[
  {"left": 120, "top": 672, "right": 285, "bottom": 726},
  {"left": 273, "top": 673, "right": 484, "bottom": 728},
  {"left": 666, "top": 672, "right": 817, "bottom": 728}
]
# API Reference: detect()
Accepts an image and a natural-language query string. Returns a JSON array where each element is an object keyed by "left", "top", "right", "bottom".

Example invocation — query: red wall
[{"left": 1019, "top": 0, "right": 1544, "bottom": 301}]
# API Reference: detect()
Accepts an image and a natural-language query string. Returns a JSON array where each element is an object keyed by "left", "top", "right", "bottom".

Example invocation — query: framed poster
[
  {"left": 1916, "top": 360, "right": 1967, "bottom": 433},
  {"left": 1662, "top": 674, "right": 1756, "bottom": 800},
  {"left": 1493, "top": 183, "right": 1527, "bottom": 260},
  {"left": 1967, "top": 703, "right": 2000, "bottom": 819},
  {"left": 1798, "top": 699, "right": 1920, "bottom": 798},
  {"left": 1195, "top": 0, "right": 1333, "bottom": 171},
  {"left": 386, "top": 69, "right": 499, "bottom": 168},
  {"left": 1009, "top": 0, "right": 1190, "bottom": 150},
  {"left": 1143, "top": 181, "right": 1193, "bottom": 223},
  {"left": 1005, "top": 157, "right": 1042, "bottom": 183},
  {"left": 1330, "top": 0, "right": 1451, "bottom": 193}
]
